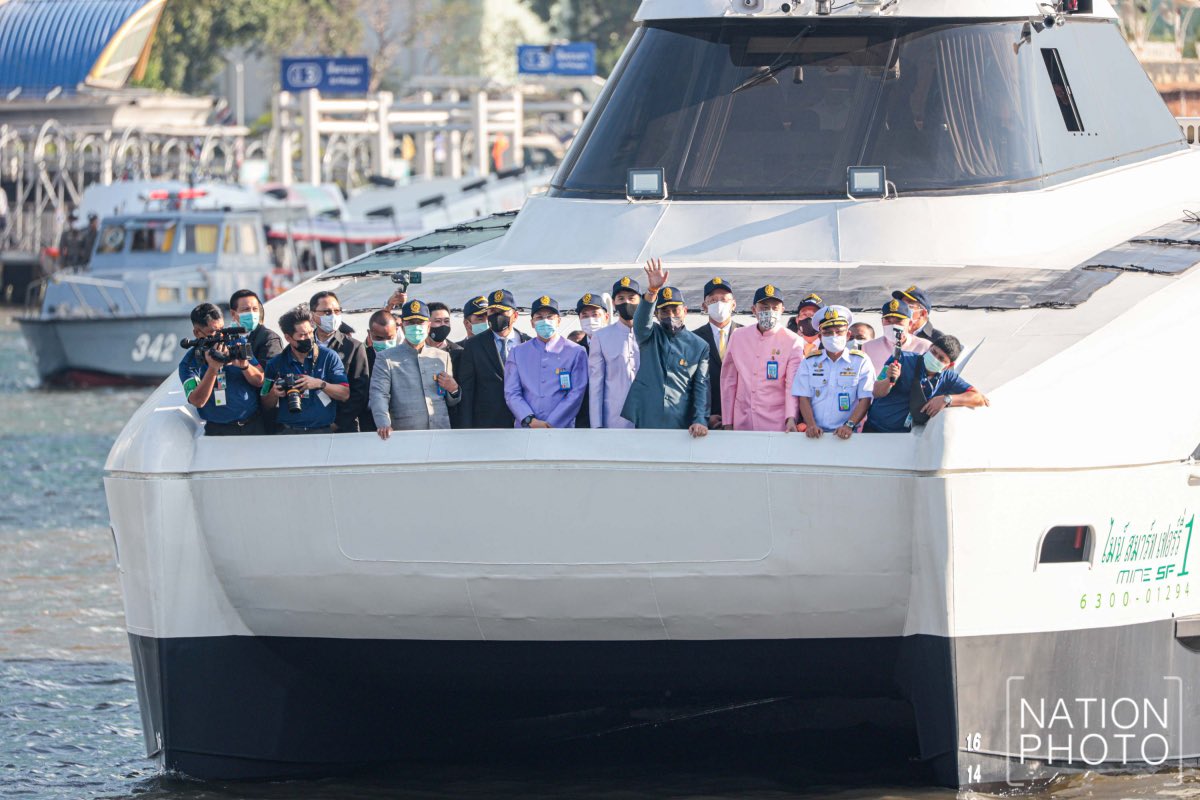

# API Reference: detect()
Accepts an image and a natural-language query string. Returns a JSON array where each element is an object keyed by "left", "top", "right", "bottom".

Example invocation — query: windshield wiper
[
  {"left": 373, "top": 243, "right": 467, "bottom": 256},
  {"left": 732, "top": 26, "right": 811, "bottom": 95}
]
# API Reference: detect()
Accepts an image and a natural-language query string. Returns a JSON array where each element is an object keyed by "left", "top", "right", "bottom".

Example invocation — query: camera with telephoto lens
[
  {"left": 180, "top": 326, "right": 251, "bottom": 363},
  {"left": 277, "top": 374, "right": 305, "bottom": 414}
]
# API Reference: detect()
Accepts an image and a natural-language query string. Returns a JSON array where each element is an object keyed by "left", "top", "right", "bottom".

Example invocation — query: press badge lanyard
[{"left": 921, "top": 372, "right": 947, "bottom": 401}]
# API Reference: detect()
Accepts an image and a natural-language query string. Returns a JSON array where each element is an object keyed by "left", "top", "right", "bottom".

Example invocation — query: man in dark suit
[
  {"left": 691, "top": 277, "right": 739, "bottom": 431},
  {"left": 457, "top": 289, "right": 529, "bottom": 428},
  {"left": 892, "top": 285, "right": 944, "bottom": 343}
]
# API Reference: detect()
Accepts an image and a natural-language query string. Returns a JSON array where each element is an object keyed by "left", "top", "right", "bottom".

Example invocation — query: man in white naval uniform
[{"left": 791, "top": 305, "right": 874, "bottom": 439}]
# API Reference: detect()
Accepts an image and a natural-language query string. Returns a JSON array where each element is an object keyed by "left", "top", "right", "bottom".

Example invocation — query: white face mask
[
  {"left": 707, "top": 301, "right": 733, "bottom": 324},
  {"left": 822, "top": 334, "right": 848, "bottom": 353},
  {"left": 886, "top": 324, "right": 907, "bottom": 343},
  {"left": 756, "top": 310, "right": 780, "bottom": 331},
  {"left": 847, "top": 338, "right": 866, "bottom": 351},
  {"left": 580, "top": 317, "right": 605, "bottom": 336},
  {"left": 318, "top": 312, "right": 341, "bottom": 334}
]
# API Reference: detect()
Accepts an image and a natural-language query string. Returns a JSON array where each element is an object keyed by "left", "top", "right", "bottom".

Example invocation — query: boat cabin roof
[{"left": 635, "top": 0, "right": 1117, "bottom": 21}]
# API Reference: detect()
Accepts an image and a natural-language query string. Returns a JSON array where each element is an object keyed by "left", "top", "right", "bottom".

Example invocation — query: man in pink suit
[{"left": 720, "top": 284, "right": 805, "bottom": 432}]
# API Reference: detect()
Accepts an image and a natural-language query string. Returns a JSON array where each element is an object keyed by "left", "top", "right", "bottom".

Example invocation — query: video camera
[
  {"left": 390, "top": 269, "right": 423, "bottom": 292},
  {"left": 180, "top": 326, "right": 252, "bottom": 363}
]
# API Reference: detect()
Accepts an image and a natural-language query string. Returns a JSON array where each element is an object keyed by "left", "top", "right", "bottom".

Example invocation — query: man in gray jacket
[{"left": 370, "top": 300, "right": 461, "bottom": 438}]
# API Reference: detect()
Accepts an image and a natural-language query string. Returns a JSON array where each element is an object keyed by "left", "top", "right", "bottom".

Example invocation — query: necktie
[
  {"left": 499, "top": 337, "right": 508, "bottom": 364},
  {"left": 718, "top": 328, "right": 727, "bottom": 359}
]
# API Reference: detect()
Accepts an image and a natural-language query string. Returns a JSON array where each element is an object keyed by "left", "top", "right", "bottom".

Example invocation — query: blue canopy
[{"left": 0, "top": 0, "right": 166, "bottom": 96}]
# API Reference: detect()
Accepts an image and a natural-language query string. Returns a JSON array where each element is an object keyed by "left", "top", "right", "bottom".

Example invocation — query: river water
[{"left": 2, "top": 318, "right": 1199, "bottom": 800}]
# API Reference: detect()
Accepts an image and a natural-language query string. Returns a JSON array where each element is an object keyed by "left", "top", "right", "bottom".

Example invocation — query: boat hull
[
  {"left": 128, "top": 620, "right": 1200, "bottom": 787},
  {"left": 17, "top": 315, "right": 193, "bottom": 387}
]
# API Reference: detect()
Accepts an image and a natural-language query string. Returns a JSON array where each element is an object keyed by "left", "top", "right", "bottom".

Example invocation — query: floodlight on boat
[
  {"left": 626, "top": 168, "right": 668, "bottom": 202},
  {"left": 846, "top": 166, "right": 889, "bottom": 200},
  {"left": 816, "top": 0, "right": 832, "bottom": 14}
]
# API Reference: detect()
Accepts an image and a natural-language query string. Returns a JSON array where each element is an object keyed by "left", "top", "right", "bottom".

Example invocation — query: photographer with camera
[
  {"left": 260, "top": 305, "right": 350, "bottom": 435},
  {"left": 179, "top": 303, "right": 265, "bottom": 436}
]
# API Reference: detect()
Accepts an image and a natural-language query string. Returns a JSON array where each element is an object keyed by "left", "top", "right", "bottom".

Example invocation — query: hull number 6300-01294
[{"left": 131, "top": 333, "right": 179, "bottom": 363}]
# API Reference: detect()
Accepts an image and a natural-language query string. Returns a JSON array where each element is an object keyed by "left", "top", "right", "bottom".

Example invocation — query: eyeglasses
[{"left": 313, "top": 308, "right": 341, "bottom": 316}]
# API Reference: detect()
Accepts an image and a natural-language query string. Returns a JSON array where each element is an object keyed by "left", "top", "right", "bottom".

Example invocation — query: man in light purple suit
[
  {"left": 504, "top": 295, "right": 589, "bottom": 429},
  {"left": 588, "top": 275, "right": 642, "bottom": 429}
]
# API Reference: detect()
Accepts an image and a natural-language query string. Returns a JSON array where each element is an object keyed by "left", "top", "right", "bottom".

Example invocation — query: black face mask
[
  {"left": 429, "top": 324, "right": 451, "bottom": 343},
  {"left": 615, "top": 302, "right": 636, "bottom": 322},
  {"left": 659, "top": 316, "right": 684, "bottom": 334},
  {"left": 294, "top": 338, "right": 314, "bottom": 353},
  {"left": 488, "top": 313, "right": 511, "bottom": 334}
]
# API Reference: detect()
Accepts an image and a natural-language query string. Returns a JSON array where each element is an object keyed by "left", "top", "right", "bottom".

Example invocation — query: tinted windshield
[{"left": 555, "top": 20, "right": 1038, "bottom": 198}]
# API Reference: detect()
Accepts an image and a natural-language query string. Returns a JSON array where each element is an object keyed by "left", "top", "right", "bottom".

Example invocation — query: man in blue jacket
[{"left": 620, "top": 259, "right": 710, "bottom": 438}]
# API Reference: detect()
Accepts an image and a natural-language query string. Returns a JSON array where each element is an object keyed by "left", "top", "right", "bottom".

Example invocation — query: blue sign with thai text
[
  {"left": 281, "top": 57, "right": 370, "bottom": 94},
  {"left": 517, "top": 44, "right": 596, "bottom": 76}
]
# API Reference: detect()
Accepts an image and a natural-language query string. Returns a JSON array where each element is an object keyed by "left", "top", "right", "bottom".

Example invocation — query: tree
[
  {"left": 521, "top": 0, "right": 641, "bottom": 76},
  {"left": 138, "top": 0, "right": 363, "bottom": 94}
]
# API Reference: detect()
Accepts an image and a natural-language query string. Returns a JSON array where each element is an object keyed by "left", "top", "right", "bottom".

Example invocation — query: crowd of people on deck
[{"left": 178, "top": 259, "right": 989, "bottom": 438}]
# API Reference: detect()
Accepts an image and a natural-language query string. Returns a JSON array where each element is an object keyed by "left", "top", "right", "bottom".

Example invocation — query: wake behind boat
[{"left": 106, "top": 0, "right": 1200, "bottom": 789}]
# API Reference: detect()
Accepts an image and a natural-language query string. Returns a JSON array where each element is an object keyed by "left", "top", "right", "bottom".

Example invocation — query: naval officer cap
[
  {"left": 487, "top": 289, "right": 516, "bottom": 312},
  {"left": 892, "top": 285, "right": 931, "bottom": 311},
  {"left": 817, "top": 305, "right": 853, "bottom": 330},
  {"left": 576, "top": 292, "right": 605, "bottom": 314},
  {"left": 400, "top": 299, "right": 430, "bottom": 321},
  {"left": 657, "top": 286, "right": 686, "bottom": 308},
  {"left": 611, "top": 275, "right": 642, "bottom": 297},
  {"left": 753, "top": 284, "right": 785, "bottom": 305},
  {"left": 530, "top": 295, "right": 560, "bottom": 315},
  {"left": 796, "top": 293, "right": 823, "bottom": 311},
  {"left": 464, "top": 295, "right": 489, "bottom": 317},
  {"left": 703, "top": 277, "right": 733, "bottom": 298},
  {"left": 880, "top": 298, "right": 910, "bottom": 320}
]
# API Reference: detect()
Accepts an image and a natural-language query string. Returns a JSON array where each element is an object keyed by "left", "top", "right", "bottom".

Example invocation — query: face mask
[
  {"left": 580, "top": 317, "right": 604, "bottom": 336},
  {"left": 615, "top": 303, "right": 636, "bottom": 322},
  {"left": 429, "top": 324, "right": 451, "bottom": 343},
  {"left": 534, "top": 319, "right": 558, "bottom": 339},
  {"left": 237, "top": 312, "right": 258, "bottom": 333},
  {"left": 660, "top": 315, "right": 684, "bottom": 333},
  {"left": 488, "top": 313, "right": 511, "bottom": 334},
  {"left": 317, "top": 312, "right": 341, "bottom": 334},
  {"left": 886, "top": 324, "right": 907, "bottom": 343},
  {"left": 847, "top": 338, "right": 866, "bottom": 351},
  {"left": 471, "top": 321, "right": 490, "bottom": 336},
  {"left": 923, "top": 352, "right": 946, "bottom": 374},
  {"left": 822, "top": 334, "right": 848, "bottom": 353},
  {"left": 294, "top": 337, "right": 313, "bottom": 353},
  {"left": 757, "top": 310, "right": 780, "bottom": 331},
  {"left": 372, "top": 339, "right": 395, "bottom": 352},
  {"left": 798, "top": 318, "right": 819, "bottom": 339},
  {"left": 707, "top": 301, "right": 733, "bottom": 324},
  {"left": 403, "top": 325, "right": 426, "bottom": 346}
]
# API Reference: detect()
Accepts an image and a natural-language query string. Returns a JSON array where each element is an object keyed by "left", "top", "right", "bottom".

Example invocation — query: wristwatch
[
  {"left": 943, "top": 395, "right": 953, "bottom": 407},
  {"left": 842, "top": 420, "right": 856, "bottom": 430},
  {"left": 521, "top": 414, "right": 535, "bottom": 428}
]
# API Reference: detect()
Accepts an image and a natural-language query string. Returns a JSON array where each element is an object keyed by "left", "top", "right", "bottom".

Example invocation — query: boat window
[
  {"left": 1041, "top": 48, "right": 1084, "bottom": 132},
  {"left": 184, "top": 224, "right": 219, "bottom": 254},
  {"left": 97, "top": 225, "right": 126, "bottom": 254},
  {"left": 186, "top": 286, "right": 207, "bottom": 302},
  {"left": 555, "top": 20, "right": 1042, "bottom": 197},
  {"left": 131, "top": 225, "right": 174, "bottom": 253},
  {"left": 238, "top": 223, "right": 260, "bottom": 255},
  {"left": 156, "top": 285, "right": 181, "bottom": 304},
  {"left": 1039, "top": 525, "right": 1093, "bottom": 564}
]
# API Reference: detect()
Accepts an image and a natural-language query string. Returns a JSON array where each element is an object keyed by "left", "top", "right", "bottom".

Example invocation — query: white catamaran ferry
[{"left": 105, "top": 0, "right": 1200, "bottom": 788}]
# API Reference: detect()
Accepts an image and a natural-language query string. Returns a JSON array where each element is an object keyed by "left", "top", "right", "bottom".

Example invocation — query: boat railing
[
  {"left": 28, "top": 273, "right": 144, "bottom": 318},
  {"left": 1178, "top": 117, "right": 1200, "bottom": 145}
]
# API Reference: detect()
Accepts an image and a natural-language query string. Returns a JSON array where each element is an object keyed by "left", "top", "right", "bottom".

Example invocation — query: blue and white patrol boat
[
  {"left": 105, "top": 0, "right": 1200, "bottom": 788},
  {"left": 17, "top": 197, "right": 278, "bottom": 386}
]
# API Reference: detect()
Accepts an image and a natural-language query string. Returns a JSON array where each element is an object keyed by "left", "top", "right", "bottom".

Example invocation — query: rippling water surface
[{"left": 2, "top": 315, "right": 1199, "bottom": 800}]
